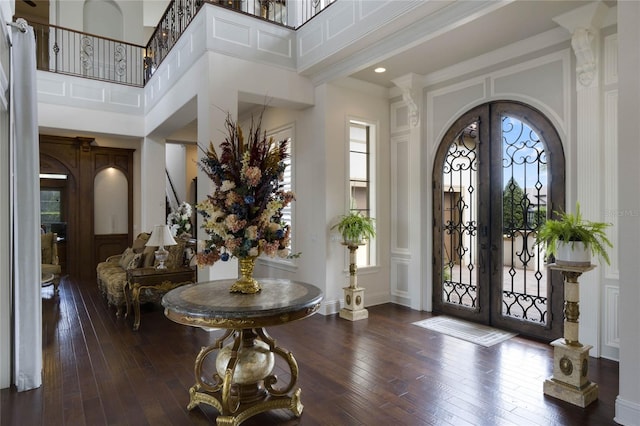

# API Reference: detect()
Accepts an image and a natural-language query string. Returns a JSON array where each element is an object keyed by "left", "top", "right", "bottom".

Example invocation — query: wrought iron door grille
[
  {"left": 442, "top": 124, "right": 478, "bottom": 308},
  {"left": 501, "top": 116, "right": 548, "bottom": 324}
]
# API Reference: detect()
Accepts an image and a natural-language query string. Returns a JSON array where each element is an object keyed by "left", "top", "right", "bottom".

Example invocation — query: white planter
[{"left": 556, "top": 241, "right": 591, "bottom": 266}]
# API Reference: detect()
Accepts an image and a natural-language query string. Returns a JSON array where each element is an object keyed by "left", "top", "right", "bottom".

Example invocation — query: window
[
  {"left": 267, "top": 124, "right": 296, "bottom": 264},
  {"left": 349, "top": 120, "right": 376, "bottom": 267}
]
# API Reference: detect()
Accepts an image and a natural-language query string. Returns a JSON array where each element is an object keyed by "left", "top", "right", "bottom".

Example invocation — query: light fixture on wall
[{"left": 146, "top": 224, "right": 177, "bottom": 269}]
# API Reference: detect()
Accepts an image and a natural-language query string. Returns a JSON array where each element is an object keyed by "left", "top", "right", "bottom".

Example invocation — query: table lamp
[{"left": 146, "top": 224, "right": 177, "bottom": 269}]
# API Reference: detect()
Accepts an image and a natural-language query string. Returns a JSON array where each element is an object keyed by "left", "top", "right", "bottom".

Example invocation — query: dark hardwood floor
[{"left": 2, "top": 276, "right": 619, "bottom": 425}]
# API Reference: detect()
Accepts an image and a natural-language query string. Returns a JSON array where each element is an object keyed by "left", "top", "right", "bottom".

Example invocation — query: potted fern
[
  {"left": 332, "top": 211, "right": 376, "bottom": 321},
  {"left": 332, "top": 211, "right": 376, "bottom": 246},
  {"left": 535, "top": 203, "right": 612, "bottom": 266}
]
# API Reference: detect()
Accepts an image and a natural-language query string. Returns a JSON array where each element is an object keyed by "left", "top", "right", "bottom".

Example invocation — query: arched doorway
[{"left": 432, "top": 101, "right": 565, "bottom": 340}]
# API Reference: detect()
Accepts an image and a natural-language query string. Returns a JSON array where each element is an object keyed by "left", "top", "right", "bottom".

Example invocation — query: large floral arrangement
[
  {"left": 196, "top": 113, "right": 295, "bottom": 266},
  {"left": 167, "top": 201, "right": 193, "bottom": 237}
]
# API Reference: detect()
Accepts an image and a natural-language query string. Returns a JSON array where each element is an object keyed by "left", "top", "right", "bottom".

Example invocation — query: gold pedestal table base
[{"left": 162, "top": 279, "right": 323, "bottom": 425}]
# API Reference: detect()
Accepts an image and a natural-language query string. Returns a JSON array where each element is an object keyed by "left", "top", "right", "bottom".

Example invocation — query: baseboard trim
[{"left": 615, "top": 396, "right": 640, "bottom": 425}]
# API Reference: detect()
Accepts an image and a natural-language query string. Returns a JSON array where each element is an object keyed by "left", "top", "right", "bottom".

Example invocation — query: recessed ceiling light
[{"left": 374, "top": 67, "right": 386, "bottom": 73}]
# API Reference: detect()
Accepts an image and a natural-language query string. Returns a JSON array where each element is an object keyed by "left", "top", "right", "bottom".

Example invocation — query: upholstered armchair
[{"left": 41, "top": 232, "right": 61, "bottom": 293}]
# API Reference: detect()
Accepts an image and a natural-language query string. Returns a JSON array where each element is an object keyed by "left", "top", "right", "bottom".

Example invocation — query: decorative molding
[
  {"left": 392, "top": 74, "right": 422, "bottom": 128},
  {"left": 604, "top": 285, "right": 620, "bottom": 349},
  {"left": 391, "top": 136, "right": 410, "bottom": 253},
  {"left": 604, "top": 89, "right": 619, "bottom": 280},
  {"left": 604, "top": 34, "right": 618, "bottom": 85},
  {"left": 320, "top": 298, "right": 341, "bottom": 315},
  {"left": 552, "top": 1, "right": 609, "bottom": 89},
  {"left": 615, "top": 397, "right": 640, "bottom": 426},
  {"left": 38, "top": 72, "right": 142, "bottom": 114},
  {"left": 427, "top": 77, "right": 486, "bottom": 150},
  {"left": 257, "top": 30, "right": 292, "bottom": 58},
  {"left": 213, "top": 16, "right": 251, "bottom": 47},
  {"left": 490, "top": 49, "right": 570, "bottom": 135},
  {"left": 391, "top": 258, "right": 410, "bottom": 297},
  {"left": 402, "top": 88, "right": 419, "bottom": 127},
  {"left": 325, "top": 0, "right": 355, "bottom": 41},
  {"left": 571, "top": 28, "right": 597, "bottom": 87},
  {"left": 390, "top": 101, "right": 409, "bottom": 133}
]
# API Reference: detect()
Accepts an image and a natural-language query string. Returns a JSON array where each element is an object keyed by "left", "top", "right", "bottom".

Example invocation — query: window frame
[
  {"left": 258, "top": 122, "right": 298, "bottom": 272},
  {"left": 347, "top": 117, "right": 377, "bottom": 268}
]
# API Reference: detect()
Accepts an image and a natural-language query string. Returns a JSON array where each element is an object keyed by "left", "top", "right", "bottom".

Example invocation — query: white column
[
  {"left": 615, "top": 1, "right": 640, "bottom": 424},
  {"left": 140, "top": 136, "right": 167, "bottom": 232},
  {"left": 391, "top": 73, "right": 424, "bottom": 310},
  {"left": 554, "top": 1, "right": 608, "bottom": 356},
  {"left": 195, "top": 60, "right": 238, "bottom": 282}
]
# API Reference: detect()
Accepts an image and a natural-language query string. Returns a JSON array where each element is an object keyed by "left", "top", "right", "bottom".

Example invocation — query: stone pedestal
[
  {"left": 543, "top": 338, "right": 598, "bottom": 407},
  {"left": 339, "top": 286, "right": 368, "bottom": 321},
  {"left": 544, "top": 264, "right": 597, "bottom": 407},
  {"left": 339, "top": 243, "right": 368, "bottom": 321}
]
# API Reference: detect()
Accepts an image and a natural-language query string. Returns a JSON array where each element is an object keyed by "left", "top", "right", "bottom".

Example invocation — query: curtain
[{"left": 11, "top": 21, "right": 42, "bottom": 391}]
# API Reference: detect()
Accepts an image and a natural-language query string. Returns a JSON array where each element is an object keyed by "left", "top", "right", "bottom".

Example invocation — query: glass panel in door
[
  {"left": 499, "top": 116, "right": 549, "bottom": 325},
  {"left": 441, "top": 122, "right": 479, "bottom": 311}
]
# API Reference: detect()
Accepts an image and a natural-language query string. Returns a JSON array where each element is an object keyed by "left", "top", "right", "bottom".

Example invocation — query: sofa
[
  {"left": 96, "top": 232, "right": 191, "bottom": 317},
  {"left": 41, "top": 232, "right": 62, "bottom": 293}
]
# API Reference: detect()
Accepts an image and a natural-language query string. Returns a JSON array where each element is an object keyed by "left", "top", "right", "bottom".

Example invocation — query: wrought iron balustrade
[
  {"left": 28, "top": 0, "right": 336, "bottom": 87},
  {"left": 31, "top": 21, "right": 145, "bottom": 87},
  {"left": 144, "top": 0, "right": 336, "bottom": 83}
]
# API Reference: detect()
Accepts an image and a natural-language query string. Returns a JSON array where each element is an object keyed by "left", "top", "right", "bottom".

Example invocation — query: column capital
[
  {"left": 391, "top": 73, "right": 423, "bottom": 127},
  {"left": 553, "top": 1, "right": 609, "bottom": 88}
]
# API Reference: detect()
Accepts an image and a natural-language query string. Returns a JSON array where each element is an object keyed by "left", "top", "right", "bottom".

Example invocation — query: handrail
[
  {"left": 30, "top": 20, "right": 145, "bottom": 87},
  {"left": 29, "top": 0, "right": 337, "bottom": 87},
  {"left": 144, "top": 0, "right": 205, "bottom": 84}
]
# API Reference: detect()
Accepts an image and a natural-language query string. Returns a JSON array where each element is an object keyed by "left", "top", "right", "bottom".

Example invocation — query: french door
[{"left": 433, "top": 102, "right": 565, "bottom": 340}]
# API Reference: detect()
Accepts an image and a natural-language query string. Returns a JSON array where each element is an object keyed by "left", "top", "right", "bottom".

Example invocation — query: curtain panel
[{"left": 11, "top": 21, "right": 42, "bottom": 391}]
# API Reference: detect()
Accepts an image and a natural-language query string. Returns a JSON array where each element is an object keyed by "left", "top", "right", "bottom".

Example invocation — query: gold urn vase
[{"left": 230, "top": 257, "right": 262, "bottom": 294}]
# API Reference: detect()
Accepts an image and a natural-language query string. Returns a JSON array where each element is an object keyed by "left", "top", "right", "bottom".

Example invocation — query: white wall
[
  {"left": 407, "top": 18, "right": 621, "bottom": 360},
  {"left": 252, "top": 78, "right": 392, "bottom": 313},
  {"left": 56, "top": 0, "right": 144, "bottom": 45},
  {"left": 165, "top": 143, "right": 187, "bottom": 209},
  {"left": 323, "top": 79, "right": 391, "bottom": 311},
  {"left": 94, "top": 168, "right": 128, "bottom": 234},
  {"left": 615, "top": 2, "right": 640, "bottom": 424}
]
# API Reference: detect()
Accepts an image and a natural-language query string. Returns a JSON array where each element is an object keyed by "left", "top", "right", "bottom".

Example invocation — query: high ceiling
[
  {"left": 14, "top": 0, "right": 49, "bottom": 23},
  {"left": 347, "top": 0, "right": 613, "bottom": 88}
]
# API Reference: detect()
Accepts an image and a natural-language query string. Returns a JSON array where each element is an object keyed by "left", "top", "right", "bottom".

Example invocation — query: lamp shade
[{"left": 146, "top": 224, "right": 177, "bottom": 247}]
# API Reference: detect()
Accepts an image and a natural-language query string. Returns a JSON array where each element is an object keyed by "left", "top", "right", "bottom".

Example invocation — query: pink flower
[
  {"left": 225, "top": 215, "right": 247, "bottom": 233},
  {"left": 244, "top": 166, "right": 262, "bottom": 187}
]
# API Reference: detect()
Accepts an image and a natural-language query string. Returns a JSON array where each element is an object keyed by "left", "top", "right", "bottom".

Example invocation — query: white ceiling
[
  {"left": 27, "top": 0, "right": 616, "bottom": 141},
  {"left": 179, "top": 0, "right": 618, "bottom": 138},
  {"left": 348, "top": 0, "right": 611, "bottom": 88}
]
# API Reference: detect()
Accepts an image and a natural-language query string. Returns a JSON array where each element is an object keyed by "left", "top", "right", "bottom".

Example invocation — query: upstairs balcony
[{"left": 29, "top": 0, "right": 336, "bottom": 88}]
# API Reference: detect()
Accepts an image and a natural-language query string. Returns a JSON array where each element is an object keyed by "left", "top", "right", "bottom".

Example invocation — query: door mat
[{"left": 412, "top": 316, "right": 517, "bottom": 347}]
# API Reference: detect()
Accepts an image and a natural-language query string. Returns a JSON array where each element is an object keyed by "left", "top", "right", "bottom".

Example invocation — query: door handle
[{"left": 491, "top": 244, "right": 499, "bottom": 274}]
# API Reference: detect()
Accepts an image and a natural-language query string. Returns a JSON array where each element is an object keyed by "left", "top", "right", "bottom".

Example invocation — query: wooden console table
[
  {"left": 124, "top": 266, "right": 196, "bottom": 331},
  {"left": 162, "top": 278, "right": 323, "bottom": 426}
]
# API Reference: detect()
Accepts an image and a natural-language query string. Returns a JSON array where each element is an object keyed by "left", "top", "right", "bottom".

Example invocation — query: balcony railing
[
  {"left": 29, "top": 0, "right": 335, "bottom": 87},
  {"left": 144, "top": 0, "right": 336, "bottom": 83},
  {"left": 31, "top": 21, "right": 145, "bottom": 87}
]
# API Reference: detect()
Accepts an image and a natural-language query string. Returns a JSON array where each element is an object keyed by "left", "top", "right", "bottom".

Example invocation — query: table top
[{"left": 162, "top": 278, "right": 323, "bottom": 329}]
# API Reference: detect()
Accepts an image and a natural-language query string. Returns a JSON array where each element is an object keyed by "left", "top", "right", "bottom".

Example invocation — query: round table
[{"left": 162, "top": 278, "right": 323, "bottom": 426}]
